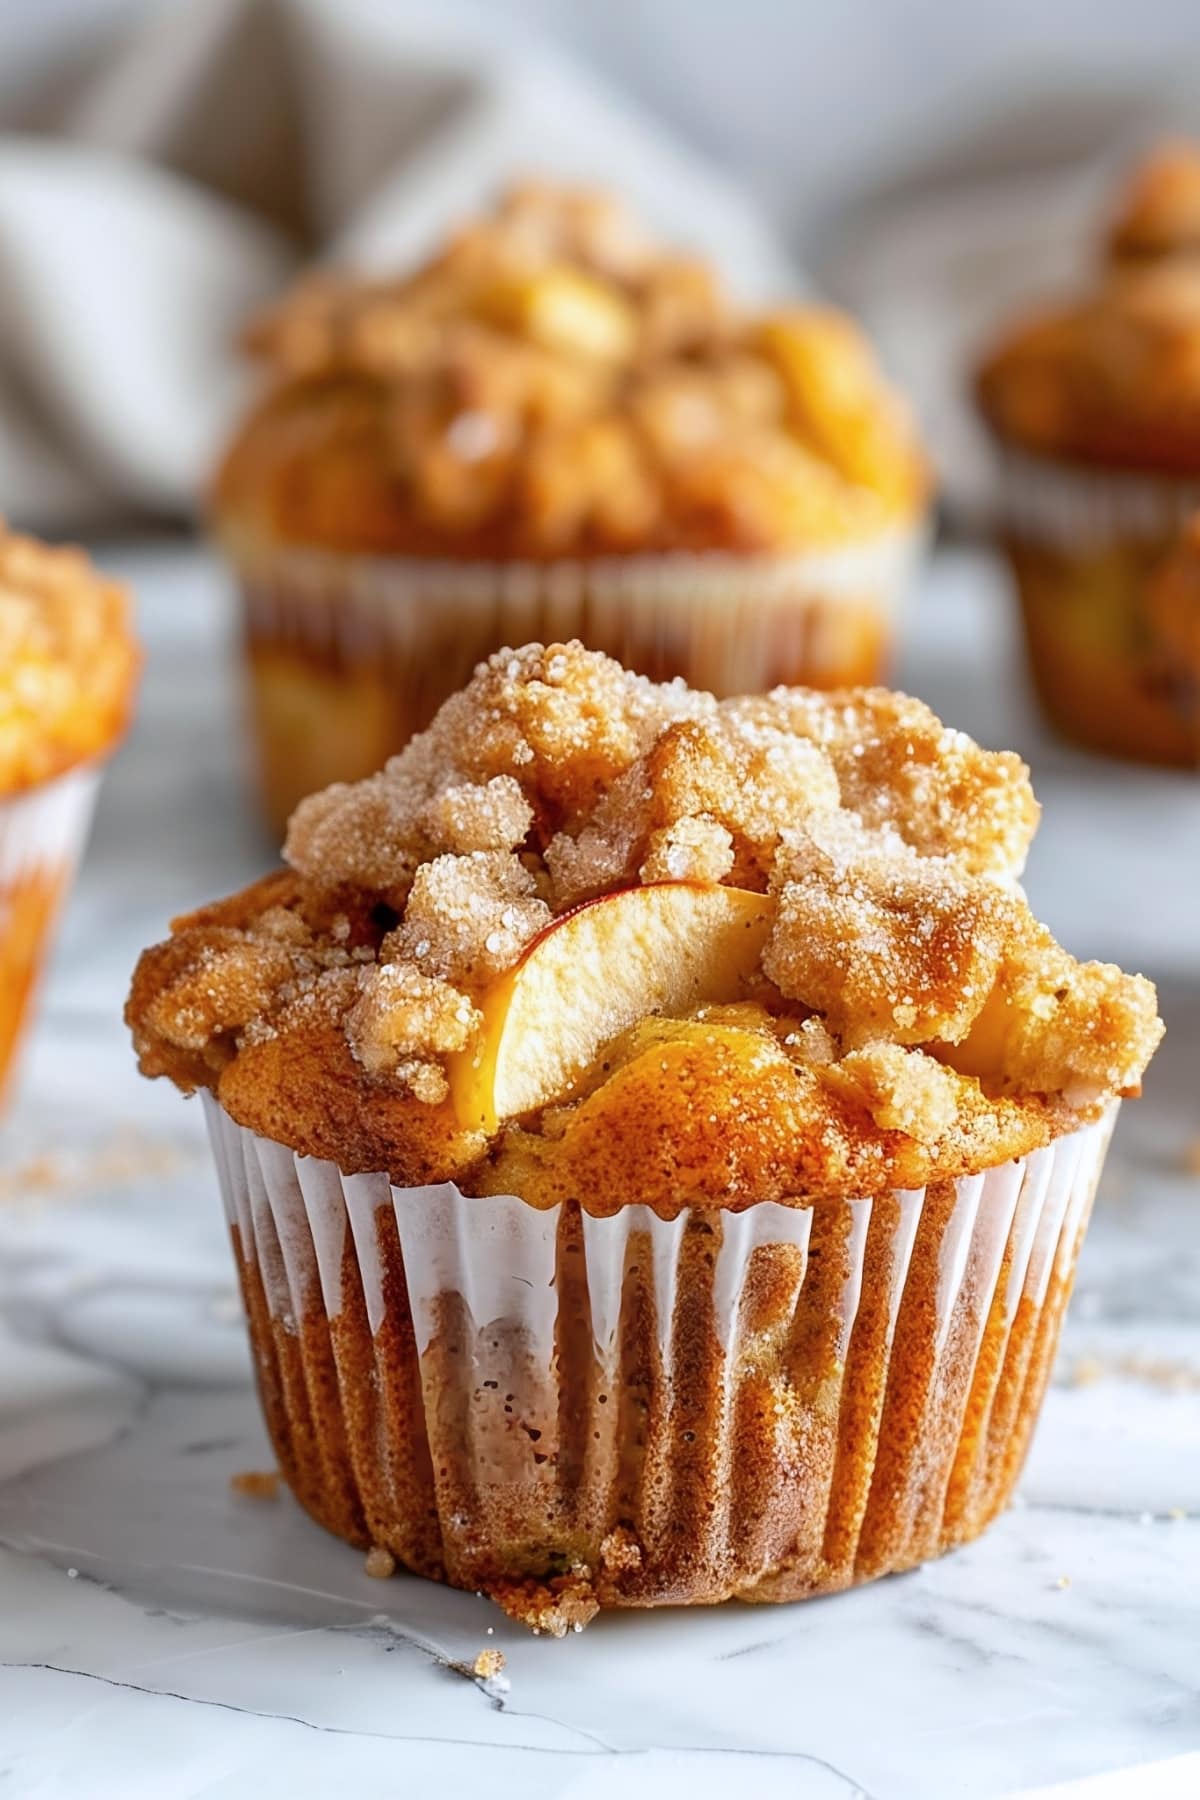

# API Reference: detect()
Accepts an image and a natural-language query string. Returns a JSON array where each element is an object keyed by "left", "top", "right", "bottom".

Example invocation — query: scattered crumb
[
  {"left": 1067, "top": 1354, "right": 1105, "bottom": 1388},
  {"left": 1061, "top": 1351, "right": 1200, "bottom": 1394},
  {"left": 473, "top": 1648, "right": 506, "bottom": 1680},
  {"left": 230, "top": 1468, "right": 281, "bottom": 1501},
  {"left": 1167, "top": 1507, "right": 1189, "bottom": 1522},
  {"left": 599, "top": 1526, "right": 643, "bottom": 1576},
  {"left": 1054, "top": 1574, "right": 1072, "bottom": 1590},
  {"left": 491, "top": 1569, "right": 600, "bottom": 1636},
  {"left": 364, "top": 1546, "right": 397, "bottom": 1579},
  {"left": 66, "top": 1567, "right": 78, "bottom": 1579},
  {"left": 0, "top": 1129, "right": 192, "bottom": 1208}
]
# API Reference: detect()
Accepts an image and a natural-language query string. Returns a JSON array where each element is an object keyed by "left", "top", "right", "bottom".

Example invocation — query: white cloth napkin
[{"left": 0, "top": 0, "right": 798, "bottom": 533}]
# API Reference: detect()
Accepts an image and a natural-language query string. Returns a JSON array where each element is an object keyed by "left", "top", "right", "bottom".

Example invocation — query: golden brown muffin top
[
  {"left": 976, "top": 261, "right": 1200, "bottom": 471},
  {"left": 128, "top": 643, "right": 1160, "bottom": 1211},
  {"left": 0, "top": 524, "right": 140, "bottom": 794},
  {"left": 214, "top": 183, "right": 928, "bottom": 557},
  {"left": 1108, "top": 140, "right": 1200, "bottom": 264}
]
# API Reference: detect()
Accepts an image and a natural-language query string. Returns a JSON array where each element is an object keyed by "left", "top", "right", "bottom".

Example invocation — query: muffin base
[
  {"left": 222, "top": 529, "right": 926, "bottom": 833},
  {"left": 993, "top": 448, "right": 1200, "bottom": 766},
  {"left": 0, "top": 765, "right": 100, "bottom": 1103},
  {"left": 205, "top": 1097, "right": 1113, "bottom": 1633}
]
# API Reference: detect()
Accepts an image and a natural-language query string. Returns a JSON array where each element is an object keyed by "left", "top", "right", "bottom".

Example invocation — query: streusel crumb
[
  {"left": 128, "top": 642, "right": 1162, "bottom": 1203},
  {"left": 217, "top": 183, "right": 927, "bottom": 557},
  {"left": 0, "top": 522, "right": 140, "bottom": 792}
]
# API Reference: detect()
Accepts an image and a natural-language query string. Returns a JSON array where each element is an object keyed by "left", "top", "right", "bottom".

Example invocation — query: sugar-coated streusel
[
  {"left": 127, "top": 643, "right": 1161, "bottom": 1206},
  {"left": 0, "top": 523, "right": 140, "bottom": 792},
  {"left": 215, "top": 182, "right": 927, "bottom": 557}
]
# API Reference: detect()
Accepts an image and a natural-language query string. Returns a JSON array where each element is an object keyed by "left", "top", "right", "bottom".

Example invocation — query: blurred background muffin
[
  {"left": 1107, "top": 138, "right": 1200, "bottom": 264},
  {"left": 976, "top": 147, "right": 1200, "bottom": 767},
  {"left": 0, "top": 526, "right": 139, "bottom": 1103},
  {"left": 214, "top": 183, "right": 930, "bottom": 831}
]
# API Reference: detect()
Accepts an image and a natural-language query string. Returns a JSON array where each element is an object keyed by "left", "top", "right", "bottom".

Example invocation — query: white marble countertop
[{"left": 1, "top": 541, "right": 1198, "bottom": 1800}]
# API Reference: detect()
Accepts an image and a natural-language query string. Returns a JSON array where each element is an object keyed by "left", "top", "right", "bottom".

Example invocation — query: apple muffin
[
  {"left": 127, "top": 642, "right": 1160, "bottom": 1632},
  {"left": 0, "top": 525, "right": 139, "bottom": 1101},
  {"left": 214, "top": 182, "right": 930, "bottom": 832},
  {"left": 977, "top": 147, "right": 1200, "bottom": 765}
]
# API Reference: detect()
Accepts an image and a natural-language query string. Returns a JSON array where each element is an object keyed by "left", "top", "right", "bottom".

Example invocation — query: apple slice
[{"left": 448, "top": 882, "right": 774, "bottom": 1131}]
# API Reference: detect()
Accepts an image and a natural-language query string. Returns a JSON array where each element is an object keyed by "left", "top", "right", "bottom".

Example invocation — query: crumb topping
[
  {"left": 979, "top": 144, "right": 1200, "bottom": 470},
  {"left": 127, "top": 643, "right": 1161, "bottom": 1204},
  {"left": 0, "top": 524, "right": 140, "bottom": 792},
  {"left": 216, "top": 183, "right": 927, "bottom": 556},
  {"left": 977, "top": 261, "right": 1200, "bottom": 470},
  {"left": 1108, "top": 140, "right": 1200, "bottom": 264}
]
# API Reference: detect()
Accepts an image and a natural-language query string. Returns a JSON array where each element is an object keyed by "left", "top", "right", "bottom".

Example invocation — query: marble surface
[{"left": 1, "top": 540, "right": 1199, "bottom": 1799}]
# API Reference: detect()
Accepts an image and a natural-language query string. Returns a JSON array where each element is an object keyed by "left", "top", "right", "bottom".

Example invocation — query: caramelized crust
[
  {"left": 977, "top": 262, "right": 1200, "bottom": 472},
  {"left": 0, "top": 525, "right": 140, "bottom": 792},
  {"left": 215, "top": 183, "right": 927, "bottom": 557},
  {"left": 128, "top": 644, "right": 1161, "bottom": 1204},
  {"left": 1108, "top": 140, "right": 1200, "bottom": 264}
]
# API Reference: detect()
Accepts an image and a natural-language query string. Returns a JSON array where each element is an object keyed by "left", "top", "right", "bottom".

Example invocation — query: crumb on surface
[
  {"left": 230, "top": 1468, "right": 281, "bottom": 1501},
  {"left": 364, "top": 1545, "right": 397, "bottom": 1579}
]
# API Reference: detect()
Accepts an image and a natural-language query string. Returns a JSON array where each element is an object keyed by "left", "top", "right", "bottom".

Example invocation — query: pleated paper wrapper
[
  {"left": 221, "top": 524, "right": 928, "bottom": 830},
  {"left": 205, "top": 1094, "right": 1114, "bottom": 1630},
  {"left": 991, "top": 446, "right": 1200, "bottom": 765},
  {"left": 0, "top": 764, "right": 101, "bottom": 1100}
]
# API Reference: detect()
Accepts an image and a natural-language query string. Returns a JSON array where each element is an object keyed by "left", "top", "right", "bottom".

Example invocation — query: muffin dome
[
  {"left": 215, "top": 183, "right": 928, "bottom": 558},
  {"left": 0, "top": 524, "right": 140, "bottom": 792},
  {"left": 976, "top": 262, "right": 1200, "bottom": 474},
  {"left": 128, "top": 643, "right": 1161, "bottom": 1208}
]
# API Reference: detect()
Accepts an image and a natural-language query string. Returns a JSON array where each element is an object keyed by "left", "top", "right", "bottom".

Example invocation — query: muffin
[
  {"left": 129, "top": 644, "right": 1160, "bottom": 1630},
  {"left": 977, "top": 151, "right": 1200, "bottom": 765},
  {"left": 0, "top": 525, "right": 139, "bottom": 1101},
  {"left": 214, "top": 183, "right": 930, "bottom": 832}
]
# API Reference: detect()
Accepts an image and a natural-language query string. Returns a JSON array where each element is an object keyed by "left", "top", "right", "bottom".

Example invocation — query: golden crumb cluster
[
  {"left": 979, "top": 142, "right": 1200, "bottom": 471},
  {"left": 128, "top": 643, "right": 1161, "bottom": 1208},
  {"left": 1108, "top": 140, "right": 1200, "bottom": 264},
  {"left": 215, "top": 183, "right": 927, "bottom": 557},
  {"left": 0, "top": 525, "right": 139, "bottom": 792}
]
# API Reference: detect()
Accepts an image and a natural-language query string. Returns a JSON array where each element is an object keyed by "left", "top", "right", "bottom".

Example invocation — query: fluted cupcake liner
[
  {"left": 990, "top": 446, "right": 1200, "bottom": 765},
  {"left": 0, "top": 764, "right": 101, "bottom": 1103},
  {"left": 993, "top": 446, "right": 1200, "bottom": 549},
  {"left": 203, "top": 1095, "right": 1114, "bottom": 1631},
  {"left": 219, "top": 525, "right": 927, "bottom": 831}
]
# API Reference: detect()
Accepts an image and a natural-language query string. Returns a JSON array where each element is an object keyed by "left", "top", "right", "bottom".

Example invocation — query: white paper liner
[
  {"left": 0, "top": 763, "right": 100, "bottom": 889},
  {"left": 0, "top": 762, "right": 101, "bottom": 1092},
  {"left": 993, "top": 445, "right": 1200, "bottom": 550},
  {"left": 224, "top": 523, "right": 927, "bottom": 694},
  {"left": 203, "top": 1094, "right": 1115, "bottom": 1612}
]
